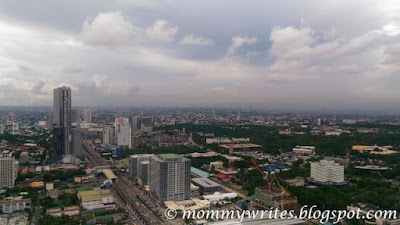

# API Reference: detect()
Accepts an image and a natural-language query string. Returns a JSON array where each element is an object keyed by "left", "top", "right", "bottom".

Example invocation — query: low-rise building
[
  {"left": 292, "top": 146, "right": 315, "bottom": 155},
  {"left": 78, "top": 189, "right": 115, "bottom": 210},
  {"left": 209, "top": 161, "right": 224, "bottom": 170},
  {"left": 192, "top": 178, "right": 222, "bottom": 193},
  {"left": 0, "top": 197, "right": 31, "bottom": 213},
  {"left": 46, "top": 182, "right": 54, "bottom": 191},
  {"left": 46, "top": 208, "right": 62, "bottom": 217},
  {"left": 202, "top": 192, "right": 238, "bottom": 203},
  {"left": 164, "top": 198, "right": 210, "bottom": 211}
]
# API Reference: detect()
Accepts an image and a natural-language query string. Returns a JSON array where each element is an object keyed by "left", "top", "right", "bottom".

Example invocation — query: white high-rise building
[
  {"left": 83, "top": 109, "right": 92, "bottom": 123},
  {"left": 310, "top": 160, "right": 344, "bottom": 184},
  {"left": 114, "top": 118, "right": 131, "bottom": 148},
  {"left": 150, "top": 154, "right": 191, "bottom": 204},
  {"left": 0, "top": 153, "right": 17, "bottom": 188}
]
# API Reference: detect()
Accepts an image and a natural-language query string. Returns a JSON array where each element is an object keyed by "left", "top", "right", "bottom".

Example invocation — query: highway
[
  {"left": 82, "top": 140, "right": 111, "bottom": 166},
  {"left": 82, "top": 140, "right": 163, "bottom": 225}
]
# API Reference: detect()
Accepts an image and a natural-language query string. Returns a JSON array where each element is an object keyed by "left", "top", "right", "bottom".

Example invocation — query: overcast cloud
[{"left": 0, "top": 0, "right": 400, "bottom": 111}]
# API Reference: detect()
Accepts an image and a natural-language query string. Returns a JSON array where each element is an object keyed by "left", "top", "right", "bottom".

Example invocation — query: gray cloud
[{"left": 0, "top": 0, "right": 400, "bottom": 111}]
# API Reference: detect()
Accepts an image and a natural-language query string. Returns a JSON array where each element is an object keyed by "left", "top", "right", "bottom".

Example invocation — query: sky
[{"left": 0, "top": 0, "right": 400, "bottom": 111}]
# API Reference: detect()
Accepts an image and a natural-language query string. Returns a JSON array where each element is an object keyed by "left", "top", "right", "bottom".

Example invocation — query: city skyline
[
  {"left": 0, "top": 1, "right": 400, "bottom": 111},
  {"left": 1, "top": 1, "right": 400, "bottom": 224}
]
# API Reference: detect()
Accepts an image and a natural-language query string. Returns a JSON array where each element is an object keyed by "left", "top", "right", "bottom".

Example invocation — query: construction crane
[
  {"left": 250, "top": 159, "right": 296, "bottom": 210},
  {"left": 228, "top": 148, "right": 235, "bottom": 171}
]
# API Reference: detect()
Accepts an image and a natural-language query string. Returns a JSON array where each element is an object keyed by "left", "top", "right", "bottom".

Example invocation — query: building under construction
[
  {"left": 254, "top": 185, "right": 299, "bottom": 211},
  {"left": 251, "top": 159, "right": 299, "bottom": 212}
]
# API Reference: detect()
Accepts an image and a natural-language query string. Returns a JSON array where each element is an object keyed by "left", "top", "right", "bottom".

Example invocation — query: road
[
  {"left": 213, "top": 178, "right": 247, "bottom": 198},
  {"left": 83, "top": 140, "right": 162, "bottom": 225},
  {"left": 188, "top": 132, "right": 200, "bottom": 147},
  {"left": 82, "top": 140, "right": 110, "bottom": 166},
  {"left": 115, "top": 178, "right": 163, "bottom": 225}
]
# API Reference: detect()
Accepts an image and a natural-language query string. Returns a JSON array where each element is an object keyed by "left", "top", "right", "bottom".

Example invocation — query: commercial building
[
  {"left": 0, "top": 153, "right": 17, "bottom": 188},
  {"left": 191, "top": 178, "right": 222, "bottom": 193},
  {"left": 114, "top": 117, "right": 131, "bottom": 148},
  {"left": 77, "top": 189, "right": 115, "bottom": 211},
  {"left": 150, "top": 154, "right": 191, "bottom": 204},
  {"left": 83, "top": 109, "right": 92, "bottom": 123},
  {"left": 71, "top": 128, "right": 83, "bottom": 157},
  {"left": 308, "top": 160, "right": 346, "bottom": 186},
  {"left": 53, "top": 86, "right": 72, "bottom": 160}
]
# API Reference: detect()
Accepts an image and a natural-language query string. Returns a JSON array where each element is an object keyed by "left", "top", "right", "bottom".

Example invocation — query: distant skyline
[{"left": 1, "top": 1, "right": 400, "bottom": 111}]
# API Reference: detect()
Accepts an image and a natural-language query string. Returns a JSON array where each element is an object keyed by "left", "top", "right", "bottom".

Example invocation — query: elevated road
[{"left": 82, "top": 140, "right": 162, "bottom": 225}]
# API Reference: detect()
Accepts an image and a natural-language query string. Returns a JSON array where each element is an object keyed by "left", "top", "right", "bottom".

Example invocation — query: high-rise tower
[{"left": 53, "top": 86, "right": 72, "bottom": 160}]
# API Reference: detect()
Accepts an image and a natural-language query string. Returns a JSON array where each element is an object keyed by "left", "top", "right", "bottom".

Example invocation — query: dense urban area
[{"left": 0, "top": 87, "right": 399, "bottom": 225}]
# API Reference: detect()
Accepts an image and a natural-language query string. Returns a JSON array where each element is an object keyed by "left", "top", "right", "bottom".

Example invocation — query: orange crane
[{"left": 250, "top": 159, "right": 290, "bottom": 209}]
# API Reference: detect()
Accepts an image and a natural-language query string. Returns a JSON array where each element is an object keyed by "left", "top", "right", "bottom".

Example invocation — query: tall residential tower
[{"left": 149, "top": 154, "right": 191, "bottom": 204}]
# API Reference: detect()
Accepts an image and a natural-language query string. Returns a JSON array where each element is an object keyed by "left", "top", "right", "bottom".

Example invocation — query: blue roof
[
  {"left": 236, "top": 204, "right": 244, "bottom": 209},
  {"left": 275, "top": 164, "right": 287, "bottom": 169},
  {"left": 263, "top": 167, "right": 274, "bottom": 172},
  {"left": 263, "top": 164, "right": 287, "bottom": 172}
]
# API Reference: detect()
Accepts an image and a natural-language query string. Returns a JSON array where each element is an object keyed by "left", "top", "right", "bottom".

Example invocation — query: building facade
[
  {"left": 129, "top": 154, "right": 154, "bottom": 177},
  {"left": 71, "top": 128, "right": 83, "bottom": 157},
  {"left": 150, "top": 154, "right": 191, "bottom": 204},
  {"left": 83, "top": 109, "right": 92, "bottom": 123},
  {"left": 114, "top": 118, "right": 131, "bottom": 148},
  {"left": 0, "top": 197, "right": 31, "bottom": 213},
  {"left": 130, "top": 116, "right": 141, "bottom": 131},
  {"left": 53, "top": 86, "right": 72, "bottom": 159},
  {"left": 102, "top": 125, "right": 115, "bottom": 145},
  {"left": 0, "top": 153, "right": 17, "bottom": 189},
  {"left": 310, "top": 160, "right": 344, "bottom": 184},
  {"left": 71, "top": 109, "right": 80, "bottom": 124},
  {"left": 140, "top": 117, "right": 154, "bottom": 132}
]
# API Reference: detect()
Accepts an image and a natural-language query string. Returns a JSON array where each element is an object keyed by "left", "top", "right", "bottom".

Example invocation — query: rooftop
[
  {"left": 159, "top": 153, "right": 182, "bottom": 160},
  {"left": 192, "top": 178, "right": 221, "bottom": 188},
  {"left": 191, "top": 167, "right": 211, "bottom": 178}
]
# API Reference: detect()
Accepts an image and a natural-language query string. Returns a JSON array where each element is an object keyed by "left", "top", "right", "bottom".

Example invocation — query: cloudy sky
[{"left": 0, "top": 0, "right": 400, "bottom": 111}]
